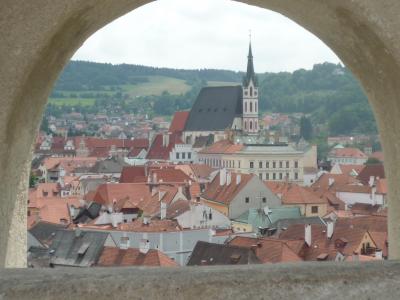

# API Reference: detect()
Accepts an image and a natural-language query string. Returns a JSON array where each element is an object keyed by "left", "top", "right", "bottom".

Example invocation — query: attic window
[
  {"left": 317, "top": 253, "right": 328, "bottom": 261},
  {"left": 230, "top": 254, "right": 241, "bottom": 264}
]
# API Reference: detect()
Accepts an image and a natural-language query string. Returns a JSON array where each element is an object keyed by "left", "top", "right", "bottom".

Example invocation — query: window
[
  {"left": 250, "top": 102, "right": 253, "bottom": 112},
  {"left": 286, "top": 161, "right": 289, "bottom": 168},
  {"left": 266, "top": 173, "right": 270, "bottom": 180},
  {"left": 273, "top": 173, "right": 276, "bottom": 180},
  {"left": 279, "top": 173, "right": 283, "bottom": 180},
  {"left": 176, "top": 153, "right": 180, "bottom": 159},
  {"left": 311, "top": 206, "right": 318, "bottom": 214},
  {"left": 286, "top": 173, "right": 290, "bottom": 179},
  {"left": 273, "top": 162, "right": 276, "bottom": 168},
  {"left": 209, "top": 211, "right": 213, "bottom": 220},
  {"left": 295, "top": 161, "right": 299, "bottom": 168},
  {"left": 259, "top": 161, "right": 263, "bottom": 169},
  {"left": 250, "top": 87, "right": 253, "bottom": 97},
  {"left": 244, "top": 121, "right": 247, "bottom": 130},
  {"left": 245, "top": 197, "right": 250, "bottom": 203},
  {"left": 182, "top": 152, "right": 186, "bottom": 159},
  {"left": 262, "top": 197, "right": 266, "bottom": 203},
  {"left": 250, "top": 162, "right": 254, "bottom": 168},
  {"left": 266, "top": 161, "right": 270, "bottom": 168},
  {"left": 259, "top": 173, "right": 263, "bottom": 180},
  {"left": 238, "top": 161, "right": 241, "bottom": 168},
  {"left": 250, "top": 121, "right": 253, "bottom": 130},
  {"left": 279, "top": 161, "right": 283, "bottom": 168},
  {"left": 295, "top": 172, "right": 299, "bottom": 180},
  {"left": 188, "top": 152, "right": 191, "bottom": 159},
  {"left": 245, "top": 102, "right": 247, "bottom": 112}
]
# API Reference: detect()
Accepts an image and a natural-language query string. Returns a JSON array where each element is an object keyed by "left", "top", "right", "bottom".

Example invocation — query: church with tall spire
[
  {"left": 242, "top": 42, "right": 259, "bottom": 135},
  {"left": 181, "top": 41, "right": 262, "bottom": 145}
]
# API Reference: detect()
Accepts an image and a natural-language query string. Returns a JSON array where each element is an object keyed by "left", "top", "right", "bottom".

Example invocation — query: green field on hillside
[
  {"left": 207, "top": 81, "right": 240, "bottom": 87},
  {"left": 49, "top": 98, "right": 95, "bottom": 106},
  {"left": 121, "top": 76, "right": 191, "bottom": 97}
]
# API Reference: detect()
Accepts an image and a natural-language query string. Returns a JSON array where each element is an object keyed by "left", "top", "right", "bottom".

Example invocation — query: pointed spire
[{"left": 243, "top": 34, "right": 257, "bottom": 87}]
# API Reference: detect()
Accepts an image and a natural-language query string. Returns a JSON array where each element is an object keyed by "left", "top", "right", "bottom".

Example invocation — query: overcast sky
[{"left": 72, "top": 0, "right": 341, "bottom": 73}]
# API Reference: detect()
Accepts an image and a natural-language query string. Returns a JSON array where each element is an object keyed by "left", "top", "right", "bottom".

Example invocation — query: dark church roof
[{"left": 184, "top": 86, "right": 243, "bottom": 132}]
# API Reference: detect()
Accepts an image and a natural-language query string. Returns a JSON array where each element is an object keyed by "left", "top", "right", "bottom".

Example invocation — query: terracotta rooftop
[
  {"left": 98, "top": 247, "right": 178, "bottom": 267},
  {"left": 265, "top": 182, "right": 327, "bottom": 205},
  {"left": 119, "top": 166, "right": 146, "bottom": 183},
  {"left": 357, "top": 164, "right": 385, "bottom": 185},
  {"left": 146, "top": 133, "right": 183, "bottom": 160},
  {"left": 202, "top": 172, "right": 254, "bottom": 205},
  {"left": 329, "top": 148, "right": 368, "bottom": 158},
  {"left": 199, "top": 140, "right": 243, "bottom": 155},
  {"left": 311, "top": 173, "right": 360, "bottom": 192},
  {"left": 169, "top": 111, "right": 189, "bottom": 134},
  {"left": 228, "top": 236, "right": 304, "bottom": 263}
]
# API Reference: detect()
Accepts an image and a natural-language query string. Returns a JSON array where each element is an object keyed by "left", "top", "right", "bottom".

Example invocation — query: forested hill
[{"left": 51, "top": 60, "right": 376, "bottom": 135}]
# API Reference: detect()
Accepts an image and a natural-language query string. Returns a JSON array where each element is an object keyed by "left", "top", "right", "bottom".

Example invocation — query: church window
[
  {"left": 250, "top": 87, "right": 253, "bottom": 97},
  {"left": 250, "top": 102, "right": 253, "bottom": 112},
  {"left": 250, "top": 121, "right": 253, "bottom": 130},
  {"left": 245, "top": 102, "right": 247, "bottom": 112}
]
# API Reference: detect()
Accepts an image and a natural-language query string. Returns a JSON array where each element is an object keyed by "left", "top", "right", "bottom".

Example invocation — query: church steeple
[{"left": 243, "top": 41, "right": 258, "bottom": 87}]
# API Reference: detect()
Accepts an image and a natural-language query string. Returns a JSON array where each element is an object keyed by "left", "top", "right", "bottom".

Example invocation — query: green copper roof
[{"left": 234, "top": 207, "right": 301, "bottom": 230}]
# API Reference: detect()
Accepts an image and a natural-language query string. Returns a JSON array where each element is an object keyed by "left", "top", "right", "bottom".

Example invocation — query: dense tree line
[{"left": 50, "top": 61, "right": 377, "bottom": 136}]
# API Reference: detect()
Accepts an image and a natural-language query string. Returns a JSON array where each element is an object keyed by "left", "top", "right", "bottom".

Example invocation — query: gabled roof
[
  {"left": 98, "top": 247, "right": 178, "bottom": 267},
  {"left": 146, "top": 133, "right": 183, "bottom": 160},
  {"left": 311, "top": 173, "right": 360, "bottom": 192},
  {"left": 49, "top": 230, "right": 109, "bottom": 267},
  {"left": 329, "top": 147, "right": 368, "bottom": 159},
  {"left": 228, "top": 237, "right": 303, "bottom": 263},
  {"left": 357, "top": 164, "right": 385, "bottom": 185},
  {"left": 29, "top": 221, "right": 68, "bottom": 246},
  {"left": 202, "top": 172, "right": 254, "bottom": 205},
  {"left": 265, "top": 182, "right": 327, "bottom": 205},
  {"left": 119, "top": 166, "right": 146, "bottom": 183},
  {"left": 184, "top": 86, "right": 243, "bottom": 132},
  {"left": 186, "top": 241, "right": 261, "bottom": 266},
  {"left": 199, "top": 140, "right": 243, "bottom": 154},
  {"left": 169, "top": 111, "right": 189, "bottom": 134}
]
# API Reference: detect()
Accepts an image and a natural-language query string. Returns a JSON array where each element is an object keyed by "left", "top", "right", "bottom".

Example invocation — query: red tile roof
[
  {"left": 265, "top": 182, "right": 327, "bottom": 205},
  {"left": 169, "top": 111, "right": 190, "bottom": 134},
  {"left": 150, "top": 168, "right": 191, "bottom": 183},
  {"left": 376, "top": 178, "right": 387, "bottom": 194},
  {"left": 357, "top": 164, "right": 385, "bottom": 185},
  {"left": 117, "top": 219, "right": 181, "bottom": 232},
  {"left": 311, "top": 173, "right": 360, "bottom": 192},
  {"left": 119, "top": 166, "right": 146, "bottom": 183},
  {"left": 98, "top": 247, "right": 178, "bottom": 267},
  {"left": 199, "top": 140, "right": 243, "bottom": 154},
  {"left": 330, "top": 148, "right": 368, "bottom": 158},
  {"left": 202, "top": 172, "right": 254, "bottom": 205},
  {"left": 146, "top": 133, "right": 183, "bottom": 160},
  {"left": 228, "top": 236, "right": 304, "bottom": 263}
]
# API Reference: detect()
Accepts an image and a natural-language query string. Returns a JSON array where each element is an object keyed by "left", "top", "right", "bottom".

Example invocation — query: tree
[
  {"left": 365, "top": 157, "right": 382, "bottom": 165},
  {"left": 300, "top": 116, "right": 313, "bottom": 141}
]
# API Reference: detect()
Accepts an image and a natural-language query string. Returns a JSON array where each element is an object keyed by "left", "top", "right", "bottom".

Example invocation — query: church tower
[{"left": 242, "top": 41, "right": 259, "bottom": 135}]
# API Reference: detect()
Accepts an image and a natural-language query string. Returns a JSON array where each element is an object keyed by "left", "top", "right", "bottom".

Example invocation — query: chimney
[
  {"left": 328, "top": 177, "right": 335, "bottom": 187},
  {"left": 236, "top": 174, "right": 241, "bottom": 186},
  {"left": 226, "top": 172, "right": 232, "bottom": 185},
  {"left": 305, "top": 224, "right": 312, "bottom": 247},
  {"left": 369, "top": 176, "right": 375, "bottom": 187},
  {"left": 375, "top": 249, "right": 383, "bottom": 260},
  {"left": 326, "top": 221, "right": 334, "bottom": 239},
  {"left": 139, "top": 239, "right": 150, "bottom": 254},
  {"left": 220, "top": 169, "right": 227, "bottom": 186},
  {"left": 160, "top": 202, "right": 167, "bottom": 220},
  {"left": 163, "top": 134, "right": 170, "bottom": 147},
  {"left": 143, "top": 215, "right": 151, "bottom": 225},
  {"left": 120, "top": 235, "right": 130, "bottom": 250}
]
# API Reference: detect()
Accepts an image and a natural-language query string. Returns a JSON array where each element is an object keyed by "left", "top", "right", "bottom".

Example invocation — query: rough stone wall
[
  {"left": 1, "top": 0, "right": 400, "bottom": 266},
  {"left": 1, "top": 261, "right": 400, "bottom": 299}
]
